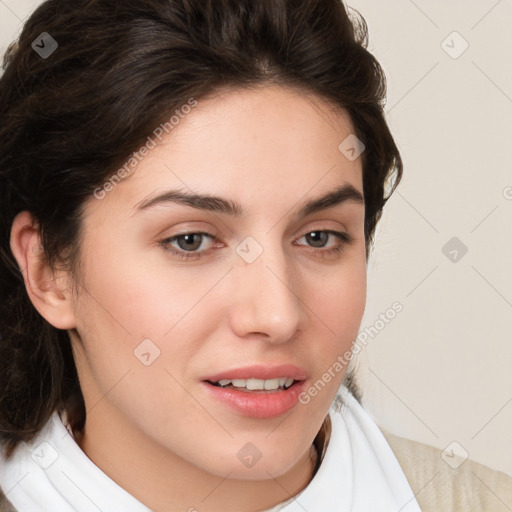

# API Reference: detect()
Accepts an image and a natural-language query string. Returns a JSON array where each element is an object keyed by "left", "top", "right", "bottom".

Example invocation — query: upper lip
[{"left": 203, "top": 364, "right": 308, "bottom": 382}]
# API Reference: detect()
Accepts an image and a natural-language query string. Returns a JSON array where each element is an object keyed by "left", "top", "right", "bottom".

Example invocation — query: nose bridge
[{"left": 229, "top": 234, "right": 304, "bottom": 342}]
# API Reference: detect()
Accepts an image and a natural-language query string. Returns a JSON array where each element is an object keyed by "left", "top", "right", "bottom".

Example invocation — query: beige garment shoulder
[{"left": 382, "top": 430, "right": 512, "bottom": 512}]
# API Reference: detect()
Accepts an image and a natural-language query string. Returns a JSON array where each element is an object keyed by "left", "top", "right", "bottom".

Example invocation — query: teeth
[
  {"left": 264, "top": 378, "right": 280, "bottom": 390},
  {"left": 214, "top": 378, "right": 296, "bottom": 390},
  {"left": 246, "top": 379, "right": 265, "bottom": 390}
]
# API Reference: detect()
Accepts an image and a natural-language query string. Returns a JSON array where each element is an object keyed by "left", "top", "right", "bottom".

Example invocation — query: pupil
[
  {"left": 307, "top": 231, "right": 327, "bottom": 248},
  {"left": 178, "top": 234, "right": 201, "bottom": 251}
]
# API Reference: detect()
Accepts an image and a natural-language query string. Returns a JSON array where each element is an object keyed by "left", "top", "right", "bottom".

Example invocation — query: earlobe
[{"left": 9, "top": 211, "right": 77, "bottom": 330}]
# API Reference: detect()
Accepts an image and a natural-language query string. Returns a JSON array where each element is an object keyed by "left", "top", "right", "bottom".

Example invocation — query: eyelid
[
  {"left": 292, "top": 220, "right": 351, "bottom": 240},
  {"left": 162, "top": 222, "right": 221, "bottom": 238}
]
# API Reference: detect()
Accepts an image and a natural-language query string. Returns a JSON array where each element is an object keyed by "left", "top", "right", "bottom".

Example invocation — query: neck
[{"left": 75, "top": 406, "right": 319, "bottom": 512}]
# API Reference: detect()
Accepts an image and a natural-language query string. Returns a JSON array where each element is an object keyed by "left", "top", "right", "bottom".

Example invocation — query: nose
[{"left": 228, "top": 240, "right": 305, "bottom": 344}]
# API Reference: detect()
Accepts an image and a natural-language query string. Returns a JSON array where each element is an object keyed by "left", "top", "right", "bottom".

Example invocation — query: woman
[{"left": 0, "top": 1, "right": 510, "bottom": 511}]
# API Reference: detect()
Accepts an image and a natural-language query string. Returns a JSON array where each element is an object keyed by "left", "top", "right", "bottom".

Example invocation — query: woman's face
[{"left": 70, "top": 85, "right": 366, "bottom": 484}]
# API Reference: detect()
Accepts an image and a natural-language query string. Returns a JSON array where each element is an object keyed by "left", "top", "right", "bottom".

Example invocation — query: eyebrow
[{"left": 133, "top": 183, "right": 364, "bottom": 218}]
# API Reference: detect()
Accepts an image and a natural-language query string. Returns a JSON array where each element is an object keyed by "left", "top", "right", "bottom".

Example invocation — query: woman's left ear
[{"left": 9, "top": 211, "right": 77, "bottom": 330}]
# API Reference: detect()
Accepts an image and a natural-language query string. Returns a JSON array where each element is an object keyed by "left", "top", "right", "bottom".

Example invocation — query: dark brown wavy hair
[{"left": 0, "top": 0, "right": 402, "bottom": 461}]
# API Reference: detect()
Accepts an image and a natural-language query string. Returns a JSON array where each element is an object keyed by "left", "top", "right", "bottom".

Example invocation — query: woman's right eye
[{"left": 159, "top": 232, "right": 218, "bottom": 261}]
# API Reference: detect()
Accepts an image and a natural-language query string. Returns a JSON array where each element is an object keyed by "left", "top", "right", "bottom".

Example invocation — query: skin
[{"left": 10, "top": 84, "right": 367, "bottom": 512}]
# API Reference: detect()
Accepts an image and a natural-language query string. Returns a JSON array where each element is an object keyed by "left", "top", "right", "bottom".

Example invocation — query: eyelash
[{"left": 158, "top": 229, "right": 354, "bottom": 261}]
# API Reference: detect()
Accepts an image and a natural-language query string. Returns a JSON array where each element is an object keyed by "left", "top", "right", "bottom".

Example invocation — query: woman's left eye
[
  {"left": 159, "top": 229, "right": 353, "bottom": 261},
  {"left": 295, "top": 230, "right": 353, "bottom": 257}
]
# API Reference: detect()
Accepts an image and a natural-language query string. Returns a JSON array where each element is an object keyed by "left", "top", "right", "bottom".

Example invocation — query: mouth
[
  {"left": 200, "top": 364, "right": 308, "bottom": 418},
  {"left": 207, "top": 377, "right": 297, "bottom": 393}
]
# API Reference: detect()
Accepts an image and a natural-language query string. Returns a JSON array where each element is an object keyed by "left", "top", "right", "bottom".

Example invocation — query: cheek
[
  {"left": 71, "top": 252, "right": 222, "bottom": 431},
  {"left": 288, "top": 260, "right": 366, "bottom": 452},
  {"left": 302, "top": 255, "right": 366, "bottom": 385},
  {"left": 75, "top": 240, "right": 221, "bottom": 340},
  {"left": 71, "top": 243, "right": 229, "bottom": 407},
  {"left": 307, "top": 254, "right": 367, "bottom": 335}
]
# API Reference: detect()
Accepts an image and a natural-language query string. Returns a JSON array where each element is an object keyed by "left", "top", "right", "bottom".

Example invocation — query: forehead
[
  {"left": 170, "top": 85, "right": 358, "bottom": 162},
  {"left": 86, "top": 85, "right": 363, "bottom": 218}
]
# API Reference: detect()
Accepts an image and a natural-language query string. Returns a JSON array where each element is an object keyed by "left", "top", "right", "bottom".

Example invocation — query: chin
[{"left": 229, "top": 441, "right": 307, "bottom": 480}]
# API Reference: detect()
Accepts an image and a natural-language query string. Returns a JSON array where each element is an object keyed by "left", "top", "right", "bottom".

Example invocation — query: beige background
[{"left": 1, "top": 0, "right": 511, "bottom": 477}]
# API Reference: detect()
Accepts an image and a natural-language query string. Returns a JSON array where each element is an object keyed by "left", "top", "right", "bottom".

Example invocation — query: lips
[
  {"left": 202, "top": 363, "right": 308, "bottom": 383},
  {"left": 200, "top": 364, "right": 308, "bottom": 418}
]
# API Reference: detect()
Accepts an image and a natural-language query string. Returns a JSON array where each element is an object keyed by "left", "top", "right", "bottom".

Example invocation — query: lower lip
[{"left": 201, "top": 380, "right": 307, "bottom": 419}]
